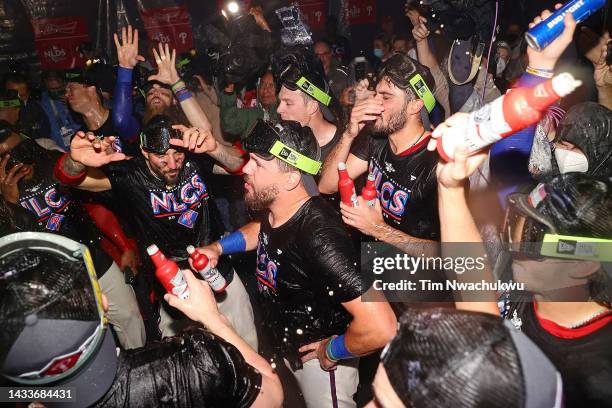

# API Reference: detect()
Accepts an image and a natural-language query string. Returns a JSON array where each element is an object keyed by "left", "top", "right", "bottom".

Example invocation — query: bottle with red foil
[
  {"left": 436, "top": 72, "right": 582, "bottom": 161},
  {"left": 186, "top": 245, "right": 228, "bottom": 293},
  {"left": 338, "top": 162, "right": 358, "bottom": 207},
  {"left": 361, "top": 173, "right": 377, "bottom": 207},
  {"left": 147, "top": 244, "right": 189, "bottom": 299}
]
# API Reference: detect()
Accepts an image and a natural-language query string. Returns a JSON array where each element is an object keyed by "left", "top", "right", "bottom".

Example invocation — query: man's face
[
  {"left": 314, "top": 42, "right": 333, "bottom": 72},
  {"left": 146, "top": 85, "right": 173, "bottom": 111},
  {"left": 45, "top": 78, "right": 67, "bottom": 102},
  {"left": 65, "top": 82, "right": 95, "bottom": 111},
  {"left": 258, "top": 73, "right": 277, "bottom": 109},
  {"left": 142, "top": 148, "right": 185, "bottom": 185},
  {"left": 242, "top": 153, "right": 285, "bottom": 211},
  {"left": 393, "top": 40, "right": 408, "bottom": 54},
  {"left": 277, "top": 86, "right": 312, "bottom": 126},
  {"left": 5, "top": 81, "right": 29, "bottom": 102},
  {"left": 372, "top": 78, "right": 409, "bottom": 134}
]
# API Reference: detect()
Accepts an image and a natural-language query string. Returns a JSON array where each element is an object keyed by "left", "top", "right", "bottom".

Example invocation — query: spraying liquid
[
  {"left": 147, "top": 244, "right": 189, "bottom": 299},
  {"left": 437, "top": 72, "right": 582, "bottom": 161},
  {"left": 338, "top": 162, "right": 358, "bottom": 207},
  {"left": 361, "top": 173, "right": 377, "bottom": 207},
  {"left": 186, "top": 245, "right": 227, "bottom": 293}
]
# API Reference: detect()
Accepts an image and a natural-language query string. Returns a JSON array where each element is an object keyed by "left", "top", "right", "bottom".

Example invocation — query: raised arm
[
  {"left": 54, "top": 131, "right": 124, "bottom": 192},
  {"left": 148, "top": 44, "right": 245, "bottom": 172},
  {"left": 112, "top": 25, "right": 144, "bottom": 143},
  {"left": 430, "top": 114, "right": 499, "bottom": 316},
  {"left": 165, "top": 267, "right": 282, "bottom": 408}
]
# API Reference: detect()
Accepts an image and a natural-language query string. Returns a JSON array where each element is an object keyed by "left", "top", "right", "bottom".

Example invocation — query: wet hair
[{"left": 271, "top": 120, "right": 320, "bottom": 173}]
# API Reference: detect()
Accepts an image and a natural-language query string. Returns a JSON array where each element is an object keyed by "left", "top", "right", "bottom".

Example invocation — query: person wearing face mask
[
  {"left": 39, "top": 70, "right": 81, "bottom": 151},
  {"left": 371, "top": 34, "right": 393, "bottom": 71},
  {"left": 553, "top": 102, "right": 612, "bottom": 177}
]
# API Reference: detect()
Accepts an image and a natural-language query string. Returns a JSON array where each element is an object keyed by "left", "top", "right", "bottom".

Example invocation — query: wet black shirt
[
  {"left": 17, "top": 151, "right": 112, "bottom": 276},
  {"left": 94, "top": 328, "right": 262, "bottom": 408},
  {"left": 255, "top": 197, "right": 363, "bottom": 369},
  {"left": 101, "top": 155, "right": 232, "bottom": 279},
  {"left": 351, "top": 131, "right": 440, "bottom": 240},
  {"left": 514, "top": 304, "right": 612, "bottom": 408}
]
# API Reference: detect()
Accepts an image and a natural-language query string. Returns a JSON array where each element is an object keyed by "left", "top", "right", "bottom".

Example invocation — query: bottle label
[
  {"left": 200, "top": 267, "right": 227, "bottom": 292},
  {"left": 467, "top": 97, "right": 511, "bottom": 150},
  {"left": 171, "top": 270, "right": 190, "bottom": 299}
]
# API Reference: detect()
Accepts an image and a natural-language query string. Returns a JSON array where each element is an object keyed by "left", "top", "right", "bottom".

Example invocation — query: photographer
[{"left": 39, "top": 70, "right": 81, "bottom": 151}]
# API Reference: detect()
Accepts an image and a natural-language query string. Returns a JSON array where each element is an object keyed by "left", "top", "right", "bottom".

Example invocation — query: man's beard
[
  {"left": 373, "top": 98, "right": 409, "bottom": 134},
  {"left": 245, "top": 184, "right": 279, "bottom": 211}
]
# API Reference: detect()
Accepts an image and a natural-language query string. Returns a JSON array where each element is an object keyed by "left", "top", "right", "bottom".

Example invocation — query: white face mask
[
  {"left": 496, "top": 58, "right": 507, "bottom": 75},
  {"left": 554, "top": 148, "right": 589, "bottom": 173}
]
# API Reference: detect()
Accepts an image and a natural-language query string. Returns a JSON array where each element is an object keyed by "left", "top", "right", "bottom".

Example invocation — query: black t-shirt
[
  {"left": 351, "top": 131, "right": 440, "bottom": 240},
  {"left": 255, "top": 196, "right": 363, "bottom": 369},
  {"left": 513, "top": 303, "right": 612, "bottom": 408},
  {"left": 93, "top": 328, "right": 262, "bottom": 408},
  {"left": 17, "top": 151, "right": 113, "bottom": 277},
  {"left": 101, "top": 155, "right": 232, "bottom": 279}
]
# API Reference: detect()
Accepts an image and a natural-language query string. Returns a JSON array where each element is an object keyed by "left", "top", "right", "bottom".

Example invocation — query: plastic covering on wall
[{"left": 0, "top": 0, "right": 196, "bottom": 71}]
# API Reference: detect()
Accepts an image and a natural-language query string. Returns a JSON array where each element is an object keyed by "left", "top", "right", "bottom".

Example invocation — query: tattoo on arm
[
  {"left": 63, "top": 155, "right": 87, "bottom": 176},
  {"left": 374, "top": 224, "right": 440, "bottom": 257},
  {"left": 208, "top": 144, "right": 243, "bottom": 172}
]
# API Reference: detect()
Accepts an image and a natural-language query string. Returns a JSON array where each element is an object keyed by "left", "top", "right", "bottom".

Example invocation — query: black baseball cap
[
  {"left": 0, "top": 232, "right": 118, "bottom": 408},
  {"left": 382, "top": 308, "right": 563, "bottom": 408}
]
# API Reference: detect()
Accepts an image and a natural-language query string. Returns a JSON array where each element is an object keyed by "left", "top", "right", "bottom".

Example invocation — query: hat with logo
[{"left": 0, "top": 232, "right": 118, "bottom": 408}]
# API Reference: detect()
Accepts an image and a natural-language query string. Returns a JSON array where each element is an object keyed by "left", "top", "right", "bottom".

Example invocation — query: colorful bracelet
[
  {"left": 175, "top": 88, "right": 193, "bottom": 103},
  {"left": 326, "top": 334, "right": 356, "bottom": 361},
  {"left": 525, "top": 66, "right": 554, "bottom": 79},
  {"left": 218, "top": 230, "right": 246, "bottom": 255},
  {"left": 171, "top": 79, "right": 185, "bottom": 91}
]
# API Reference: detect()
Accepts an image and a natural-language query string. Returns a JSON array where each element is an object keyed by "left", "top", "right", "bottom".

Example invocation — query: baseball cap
[
  {"left": 382, "top": 308, "right": 563, "bottom": 408},
  {"left": 378, "top": 53, "right": 437, "bottom": 113},
  {"left": 243, "top": 119, "right": 322, "bottom": 176},
  {"left": 0, "top": 89, "right": 23, "bottom": 109},
  {"left": 0, "top": 232, "right": 117, "bottom": 408},
  {"left": 502, "top": 173, "right": 612, "bottom": 263},
  {"left": 140, "top": 114, "right": 183, "bottom": 155}
]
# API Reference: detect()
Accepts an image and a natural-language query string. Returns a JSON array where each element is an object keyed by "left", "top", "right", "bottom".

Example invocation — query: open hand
[
  {"left": 69, "top": 131, "right": 126, "bottom": 167},
  {"left": 148, "top": 43, "right": 179, "bottom": 85},
  {"left": 114, "top": 25, "right": 145, "bottom": 69}
]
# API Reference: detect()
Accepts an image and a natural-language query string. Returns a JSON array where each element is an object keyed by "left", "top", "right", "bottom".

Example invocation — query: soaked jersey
[
  {"left": 94, "top": 328, "right": 262, "bottom": 407},
  {"left": 351, "top": 131, "right": 440, "bottom": 240},
  {"left": 101, "top": 155, "right": 230, "bottom": 280},
  {"left": 255, "top": 197, "right": 363, "bottom": 369},
  {"left": 17, "top": 150, "right": 112, "bottom": 276}
]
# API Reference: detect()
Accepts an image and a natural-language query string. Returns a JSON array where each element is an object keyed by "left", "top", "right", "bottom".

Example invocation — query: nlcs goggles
[{"left": 243, "top": 119, "right": 322, "bottom": 175}]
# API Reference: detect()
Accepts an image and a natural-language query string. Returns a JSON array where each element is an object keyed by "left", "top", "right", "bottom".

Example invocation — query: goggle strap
[
  {"left": 269, "top": 140, "right": 322, "bottom": 175},
  {"left": 540, "top": 234, "right": 612, "bottom": 262}
]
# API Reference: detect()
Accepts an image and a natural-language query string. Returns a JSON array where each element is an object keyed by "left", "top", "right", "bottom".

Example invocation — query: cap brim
[{"left": 47, "top": 328, "right": 117, "bottom": 408}]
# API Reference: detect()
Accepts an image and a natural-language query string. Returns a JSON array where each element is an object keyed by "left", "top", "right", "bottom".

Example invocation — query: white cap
[
  {"left": 186, "top": 245, "right": 195, "bottom": 255},
  {"left": 338, "top": 162, "right": 347, "bottom": 171},
  {"left": 146, "top": 244, "right": 159, "bottom": 256},
  {"left": 551, "top": 73, "right": 582, "bottom": 98}
]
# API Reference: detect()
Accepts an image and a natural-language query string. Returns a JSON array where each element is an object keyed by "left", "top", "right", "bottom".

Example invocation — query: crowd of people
[{"left": 0, "top": 2, "right": 611, "bottom": 407}]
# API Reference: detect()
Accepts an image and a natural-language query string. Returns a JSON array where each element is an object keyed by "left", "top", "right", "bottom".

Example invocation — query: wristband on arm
[
  {"left": 218, "top": 230, "right": 246, "bottom": 255},
  {"left": 54, "top": 153, "right": 87, "bottom": 186},
  {"left": 325, "top": 334, "right": 356, "bottom": 361}
]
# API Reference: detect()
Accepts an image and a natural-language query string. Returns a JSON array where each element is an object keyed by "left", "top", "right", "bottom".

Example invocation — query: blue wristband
[
  {"left": 218, "top": 231, "right": 246, "bottom": 255},
  {"left": 327, "top": 334, "right": 355, "bottom": 361}
]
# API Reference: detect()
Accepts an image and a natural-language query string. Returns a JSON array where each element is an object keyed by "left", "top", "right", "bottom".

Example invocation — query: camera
[{"left": 405, "top": 0, "right": 497, "bottom": 41}]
